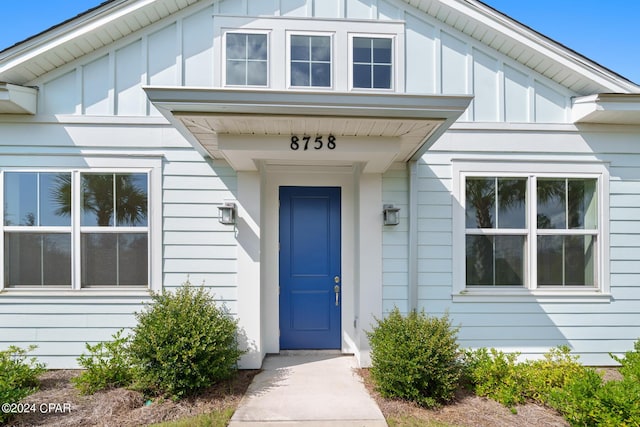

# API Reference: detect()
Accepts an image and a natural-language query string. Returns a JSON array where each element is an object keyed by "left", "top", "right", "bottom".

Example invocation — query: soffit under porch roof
[{"left": 144, "top": 88, "right": 472, "bottom": 173}]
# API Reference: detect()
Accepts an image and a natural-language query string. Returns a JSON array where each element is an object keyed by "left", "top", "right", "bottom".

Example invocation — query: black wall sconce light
[{"left": 383, "top": 204, "right": 400, "bottom": 226}]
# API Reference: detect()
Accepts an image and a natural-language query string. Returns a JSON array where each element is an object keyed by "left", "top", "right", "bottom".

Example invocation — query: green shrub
[
  {"left": 523, "top": 345, "right": 586, "bottom": 404},
  {"left": 546, "top": 368, "right": 603, "bottom": 426},
  {"left": 0, "top": 345, "right": 46, "bottom": 424},
  {"left": 367, "top": 308, "right": 462, "bottom": 408},
  {"left": 128, "top": 281, "right": 245, "bottom": 399},
  {"left": 72, "top": 329, "right": 133, "bottom": 394},
  {"left": 612, "top": 339, "right": 640, "bottom": 383},
  {"left": 463, "top": 347, "right": 526, "bottom": 407},
  {"left": 464, "top": 345, "right": 590, "bottom": 408}
]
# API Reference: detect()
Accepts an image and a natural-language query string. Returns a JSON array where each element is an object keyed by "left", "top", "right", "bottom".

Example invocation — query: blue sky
[{"left": 1, "top": 0, "right": 638, "bottom": 83}]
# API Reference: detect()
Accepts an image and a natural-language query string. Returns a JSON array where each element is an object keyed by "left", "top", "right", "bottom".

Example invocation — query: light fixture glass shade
[
  {"left": 218, "top": 203, "right": 236, "bottom": 225},
  {"left": 383, "top": 204, "right": 400, "bottom": 226}
]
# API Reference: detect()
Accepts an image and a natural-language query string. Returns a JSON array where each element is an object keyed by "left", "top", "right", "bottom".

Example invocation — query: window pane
[
  {"left": 373, "top": 64, "right": 391, "bottom": 89},
  {"left": 353, "top": 37, "right": 371, "bottom": 62},
  {"left": 495, "top": 236, "right": 525, "bottom": 286},
  {"left": 247, "top": 61, "right": 267, "bottom": 85},
  {"left": 247, "top": 34, "right": 267, "bottom": 60},
  {"left": 291, "top": 35, "right": 309, "bottom": 61},
  {"left": 41, "top": 173, "right": 72, "bottom": 226},
  {"left": 4, "top": 172, "right": 71, "bottom": 226},
  {"left": 226, "top": 33, "right": 246, "bottom": 60},
  {"left": 568, "top": 179, "right": 597, "bottom": 229},
  {"left": 311, "top": 36, "right": 331, "bottom": 61},
  {"left": 311, "top": 63, "right": 331, "bottom": 87},
  {"left": 226, "top": 60, "right": 246, "bottom": 85},
  {"left": 466, "top": 235, "right": 494, "bottom": 285},
  {"left": 466, "top": 178, "right": 495, "bottom": 228},
  {"left": 81, "top": 173, "right": 147, "bottom": 227},
  {"left": 497, "top": 178, "right": 526, "bottom": 229},
  {"left": 291, "top": 61, "right": 310, "bottom": 86},
  {"left": 4, "top": 233, "right": 71, "bottom": 287},
  {"left": 81, "top": 174, "right": 114, "bottom": 226},
  {"left": 82, "top": 233, "right": 147, "bottom": 287},
  {"left": 538, "top": 235, "right": 595, "bottom": 286},
  {"left": 466, "top": 235, "right": 524, "bottom": 286},
  {"left": 353, "top": 64, "right": 371, "bottom": 88},
  {"left": 372, "top": 38, "right": 392, "bottom": 63},
  {"left": 226, "top": 33, "right": 267, "bottom": 86},
  {"left": 115, "top": 174, "right": 148, "bottom": 226},
  {"left": 537, "top": 179, "right": 566, "bottom": 229}
]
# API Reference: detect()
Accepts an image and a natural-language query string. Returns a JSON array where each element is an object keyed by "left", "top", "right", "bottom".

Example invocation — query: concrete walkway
[{"left": 228, "top": 352, "right": 387, "bottom": 427}]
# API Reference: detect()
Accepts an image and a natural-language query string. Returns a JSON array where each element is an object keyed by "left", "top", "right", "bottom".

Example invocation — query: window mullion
[
  {"left": 73, "top": 171, "right": 82, "bottom": 290},
  {"left": 529, "top": 175, "right": 537, "bottom": 290}
]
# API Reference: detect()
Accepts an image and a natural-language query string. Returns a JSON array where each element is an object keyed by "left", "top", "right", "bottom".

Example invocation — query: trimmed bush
[
  {"left": 0, "top": 345, "right": 46, "bottom": 424},
  {"left": 462, "top": 347, "right": 525, "bottom": 407},
  {"left": 547, "top": 340, "right": 640, "bottom": 426},
  {"left": 72, "top": 329, "right": 133, "bottom": 394},
  {"left": 463, "top": 345, "right": 590, "bottom": 408},
  {"left": 367, "top": 308, "right": 461, "bottom": 408},
  {"left": 128, "top": 281, "right": 245, "bottom": 399}
]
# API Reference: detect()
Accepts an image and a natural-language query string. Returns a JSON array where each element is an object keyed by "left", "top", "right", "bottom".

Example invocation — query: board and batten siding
[
  {"left": 0, "top": 121, "right": 237, "bottom": 368},
  {"left": 379, "top": 126, "right": 640, "bottom": 365},
  {"left": 33, "top": 0, "right": 570, "bottom": 124}
]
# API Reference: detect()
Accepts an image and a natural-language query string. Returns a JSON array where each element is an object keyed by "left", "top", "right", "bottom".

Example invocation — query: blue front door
[{"left": 279, "top": 186, "right": 341, "bottom": 349}]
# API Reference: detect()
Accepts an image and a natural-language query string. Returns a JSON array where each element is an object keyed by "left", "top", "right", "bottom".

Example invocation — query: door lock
[{"left": 334, "top": 276, "right": 340, "bottom": 283}]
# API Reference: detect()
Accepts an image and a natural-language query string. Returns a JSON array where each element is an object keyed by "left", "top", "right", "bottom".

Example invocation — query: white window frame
[
  {"left": 348, "top": 33, "right": 396, "bottom": 92},
  {"left": 222, "top": 29, "right": 271, "bottom": 88},
  {"left": 452, "top": 160, "right": 610, "bottom": 300},
  {"left": 286, "top": 31, "right": 335, "bottom": 90},
  {"left": 0, "top": 160, "right": 161, "bottom": 294}
]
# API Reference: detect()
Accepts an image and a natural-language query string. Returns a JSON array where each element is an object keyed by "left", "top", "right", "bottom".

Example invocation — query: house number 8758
[{"left": 290, "top": 135, "right": 337, "bottom": 151}]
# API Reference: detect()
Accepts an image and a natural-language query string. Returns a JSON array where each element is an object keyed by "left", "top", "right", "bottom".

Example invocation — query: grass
[{"left": 148, "top": 408, "right": 235, "bottom": 427}]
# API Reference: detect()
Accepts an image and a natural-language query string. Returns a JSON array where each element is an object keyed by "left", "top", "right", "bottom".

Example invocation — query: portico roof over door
[{"left": 144, "top": 88, "right": 472, "bottom": 173}]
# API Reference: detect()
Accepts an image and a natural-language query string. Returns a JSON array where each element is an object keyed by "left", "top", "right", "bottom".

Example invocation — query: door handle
[{"left": 334, "top": 284, "right": 340, "bottom": 306}]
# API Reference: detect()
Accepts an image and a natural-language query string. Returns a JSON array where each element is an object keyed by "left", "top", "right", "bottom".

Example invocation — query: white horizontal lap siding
[
  {"left": 0, "top": 297, "right": 146, "bottom": 369},
  {"left": 382, "top": 166, "right": 409, "bottom": 314},
  {"left": 416, "top": 132, "right": 640, "bottom": 365},
  {"left": 415, "top": 156, "right": 453, "bottom": 311},
  {"left": 162, "top": 157, "right": 239, "bottom": 314}
]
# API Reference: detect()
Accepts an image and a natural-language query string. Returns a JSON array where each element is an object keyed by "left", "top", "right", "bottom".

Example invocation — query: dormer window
[
  {"left": 289, "top": 34, "right": 332, "bottom": 88},
  {"left": 352, "top": 36, "right": 393, "bottom": 89},
  {"left": 225, "top": 32, "right": 269, "bottom": 86}
]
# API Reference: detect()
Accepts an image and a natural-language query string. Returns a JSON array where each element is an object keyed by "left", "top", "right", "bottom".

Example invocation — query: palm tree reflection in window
[
  {"left": 52, "top": 173, "right": 148, "bottom": 287},
  {"left": 465, "top": 178, "right": 526, "bottom": 286},
  {"left": 53, "top": 173, "right": 147, "bottom": 226}
]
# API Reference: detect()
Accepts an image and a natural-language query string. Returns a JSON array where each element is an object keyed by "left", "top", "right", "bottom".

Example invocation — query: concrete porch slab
[{"left": 229, "top": 353, "right": 387, "bottom": 427}]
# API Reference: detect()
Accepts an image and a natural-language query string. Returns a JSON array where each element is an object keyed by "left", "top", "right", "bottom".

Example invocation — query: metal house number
[{"left": 290, "top": 135, "right": 337, "bottom": 151}]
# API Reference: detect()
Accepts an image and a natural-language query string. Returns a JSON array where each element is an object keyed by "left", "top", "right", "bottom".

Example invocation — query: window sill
[
  {"left": 0, "top": 288, "right": 153, "bottom": 298},
  {"left": 452, "top": 289, "right": 612, "bottom": 303}
]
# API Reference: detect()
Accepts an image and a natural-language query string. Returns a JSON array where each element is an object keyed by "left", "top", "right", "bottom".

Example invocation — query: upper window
[
  {"left": 225, "top": 32, "right": 268, "bottom": 86},
  {"left": 290, "top": 34, "right": 332, "bottom": 88},
  {"left": 2, "top": 171, "right": 149, "bottom": 289},
  {"left": 352, "top": 36, "right": 393, "bottom": 89},
  {"left": 455, "top": 162, "right": 608, "bottom": 295}
]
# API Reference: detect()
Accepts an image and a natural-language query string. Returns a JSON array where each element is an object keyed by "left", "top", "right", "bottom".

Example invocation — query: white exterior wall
[
  {"left": 2, "top": 0, "right": 638, "bottom": 368},
  {"left": 32, "top": 0, "right": 571, "bottom": 124},
  {"left": 397, "top": 125, "right": 640, "bottom": 365},
  {"left": 0, "top": 118, "right": 236, "bottom": 367}
]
